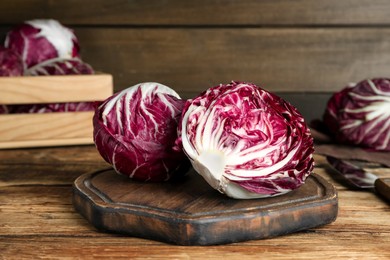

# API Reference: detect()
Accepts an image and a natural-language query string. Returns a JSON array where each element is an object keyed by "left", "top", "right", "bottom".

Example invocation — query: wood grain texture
[
  {"left": 0, "top": 0, "right": 388, "bottom": 256},
  {"left": 0, "top": 1, "right": 388, "bottom": 123},
  {"left": 73, "top": 169, "right": 337, "bottom": 245},
  {"left": 375, "top": 178, "right": 390, "bottom": 201},
  {"left": 0, "top": 111, "right": 94, "bottom": 149},
  {"left": 77, "top": 26, "right": 390, "bottom": 93},
  {"left": 0, "top": 147, "right": 389, "bottom": 258},
  {"left": 44, "top": 28, "right": 390, "bottom": 95},
  {"left": 0, "top": 74, "right": 113, "bottom": 104},
  {"left": 0, "top": 74, "right": 112, "bottom": 149},
  {"left": 0, "top": 0, "right": 390, "bottom": 25},
  {"left": 0, "top": 235, "right": 389, "bottom": 260},
  {"left": 1, "top": 28, "right": 389, "bottom": 96}
]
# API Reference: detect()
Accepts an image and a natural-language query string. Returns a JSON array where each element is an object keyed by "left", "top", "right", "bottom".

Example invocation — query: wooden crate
[{"left": 0, "top": 74, "right": 113, "bottom": 149}]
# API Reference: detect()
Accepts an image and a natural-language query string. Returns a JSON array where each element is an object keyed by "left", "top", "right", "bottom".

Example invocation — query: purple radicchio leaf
[
  {"left": 25, "top": 58, "right": 94, "bottom": 76},
  {"left": 0, "top": 46, "right": 23, "bottom": 77}
]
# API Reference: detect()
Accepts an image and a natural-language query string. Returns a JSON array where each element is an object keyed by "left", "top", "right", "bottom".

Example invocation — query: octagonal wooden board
[{"left": 72, "top": 168, "right": 338, "bottom": 246}]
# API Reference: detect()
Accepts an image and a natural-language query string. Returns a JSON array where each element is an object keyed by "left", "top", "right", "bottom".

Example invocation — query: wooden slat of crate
[
  {"left": 0, "top": 74, "right": 112, "bottom": 149},
  {"left": 0, "top": 111, "right": 95, "bottom": 149},
  {"left": 0, "top": 74, "right": 113, "bottom": 104}
]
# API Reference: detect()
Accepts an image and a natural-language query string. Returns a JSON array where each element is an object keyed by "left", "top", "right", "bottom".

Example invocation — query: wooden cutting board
[{"left": 73, "top": 168, "right": 338, "bottom": 245}]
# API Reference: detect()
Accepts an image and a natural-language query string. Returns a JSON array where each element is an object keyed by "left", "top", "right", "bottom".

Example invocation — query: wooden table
[{"left": 1, "top": 145, "right": 389, "bottom": 259}]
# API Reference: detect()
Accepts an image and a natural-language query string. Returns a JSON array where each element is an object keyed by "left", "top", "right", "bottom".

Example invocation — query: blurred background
[{"left": 1, "top": 0, "right": 390, "bottom": 121}]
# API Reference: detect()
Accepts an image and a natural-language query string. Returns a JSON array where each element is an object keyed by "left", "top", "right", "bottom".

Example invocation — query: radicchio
[
  {"left": 25, "top": 58, "right": 94, "bottom": 76},
  {"left": 0, "top": 20, "right": 95, "bottom": 115},
  {"left": 6, "top": 102, "right": 95, "bottom": 114},
  {"left": 0, "top": 46, "right": 23, "bottom": 76},
  {"left": 4, "top": 19, "right": 80, "bottom": 70},
  {"left": 323, "top": 78, "right": 390, "bottom": 151},
  {"left": 176, "top": 81, "right": 314, "bottom": 199},
  {"left": 0, "top": 105, "right": 8, "bottom": 114},
  {"left": 93, "top": 82, "right": 189, "bottom": 182}
]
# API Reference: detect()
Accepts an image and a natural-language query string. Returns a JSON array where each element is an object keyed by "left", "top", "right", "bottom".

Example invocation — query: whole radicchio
[
  {"left": 323, "top": 78, "right": 390, "bottom": 151},
  {"left": 176, "top": 81, "right": 314, "bottom": 199},
  {"left": 0, "top": 46, "right": 23, "bottom": 76},
  {"left": 93, "top": 82, "right": 189, "bottom": 182},
  {"left": 4, "top": 19, "right": 80, "bottom": 70}
]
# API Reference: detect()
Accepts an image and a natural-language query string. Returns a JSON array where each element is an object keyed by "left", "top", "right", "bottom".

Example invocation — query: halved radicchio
[{"left": 175, "top": 81, "right": 314, "bottom": 199}]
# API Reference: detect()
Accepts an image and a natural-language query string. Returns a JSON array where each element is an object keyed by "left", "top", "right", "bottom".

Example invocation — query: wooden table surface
[{"left": 1, "top": 145, "right": 389, "bottom": 259}]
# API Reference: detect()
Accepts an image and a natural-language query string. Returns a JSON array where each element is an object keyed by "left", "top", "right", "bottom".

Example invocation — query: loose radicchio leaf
[
  {"left": 323, "top": 78, "right": 390, "bottom": 151},
  {"left": 25, "top": 58, "right": 94, "bottom": 76},
  {"left": 4, "top": 19, "right": 80, "bottom": 70},
  {"left": 93, "top": 82, "right": 189, "bottom": 182},
  {"left": 176, "top": 81, "right": 314, "bottom": 199},
  {"left": 0, "top": 46, "right": 23, "bottom": 76}
]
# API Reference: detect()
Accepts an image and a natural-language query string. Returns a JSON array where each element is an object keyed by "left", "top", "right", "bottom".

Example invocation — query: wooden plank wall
[{"left": 1, "top": 0, "right": 390, "bottom": 120}]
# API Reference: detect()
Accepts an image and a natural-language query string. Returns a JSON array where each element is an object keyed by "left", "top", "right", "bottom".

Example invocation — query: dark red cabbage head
[
  {"left": 4, "top": 19, "right": 80, "bottom": 69},
  {"left": 93, "top": 82, "right": 189, "bottom": 182},
  {"left": 176, "top": 81, "right": 314, "bottom": 199},
  {"left": 0, "top": 46, "right": 23, "bottom": 76},
  {"left": 323, "top": 78, "right": 390, "bottom": 151}
]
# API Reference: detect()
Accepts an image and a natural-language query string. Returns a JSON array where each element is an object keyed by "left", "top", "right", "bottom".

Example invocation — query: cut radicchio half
[
  {"left": 93, "top": 82, "right": 189, "bottom": 182},
  {"left": 324, "top": 78, "right": 390, "bottom": 151},
  {"left": 175, "top": 81, "right": 314, "bottom": 199}
]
